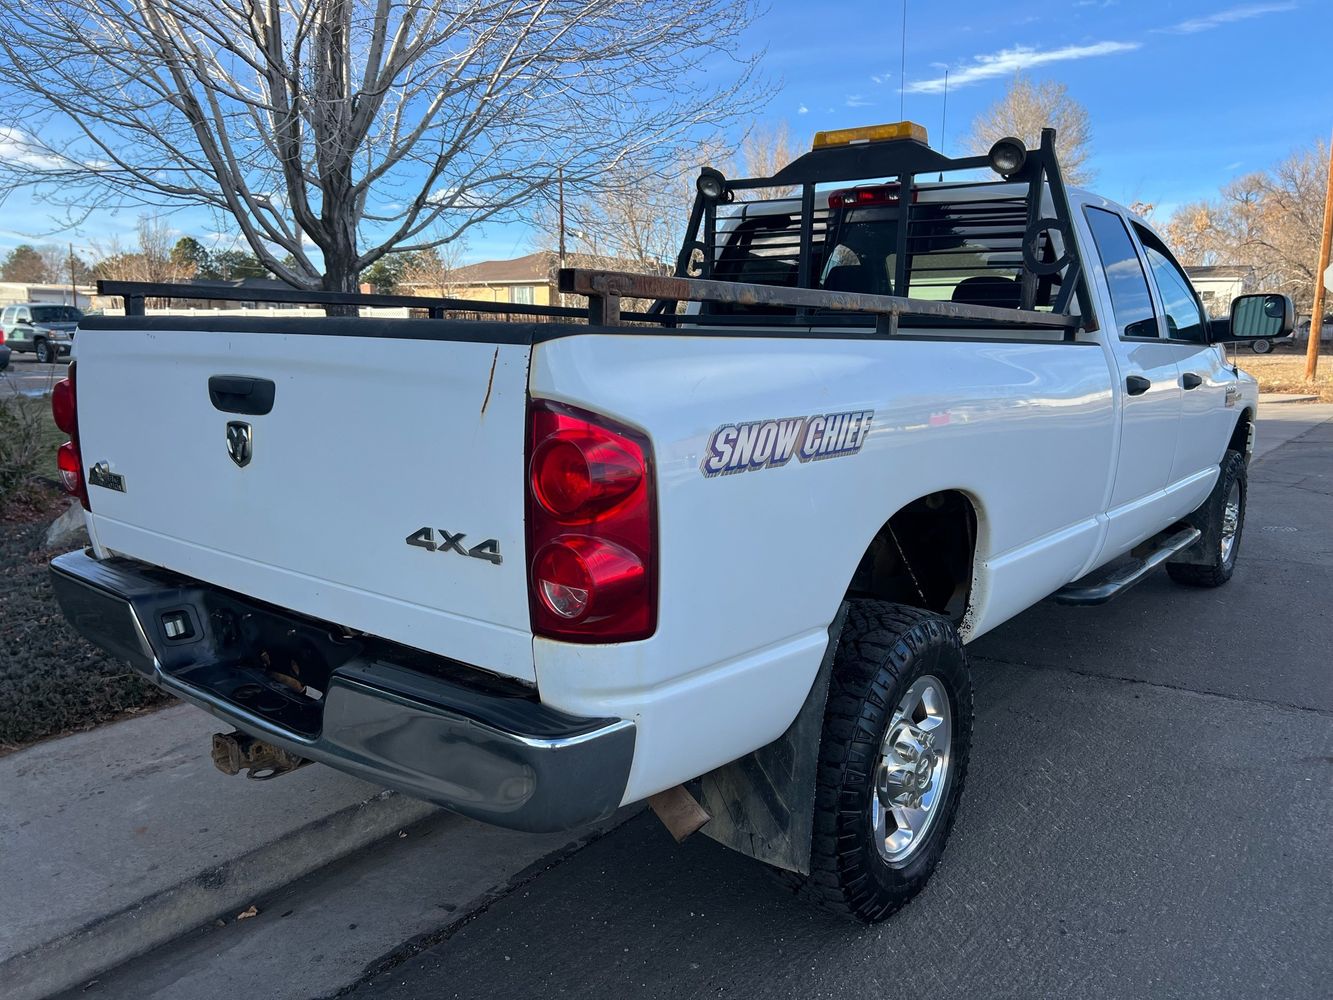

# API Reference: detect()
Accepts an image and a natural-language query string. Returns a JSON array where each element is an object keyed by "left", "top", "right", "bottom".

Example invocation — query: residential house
[
  {"left": 1185, "top": 265, "right": 1256, "bottom": 318},
  {"left": 402, "top": 251, "right": 668, "bottom": 306}
]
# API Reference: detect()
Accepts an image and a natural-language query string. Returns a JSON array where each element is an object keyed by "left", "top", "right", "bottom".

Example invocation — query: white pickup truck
[{"left": 50, "top": 123, "right": 1290, "bottom": 923}]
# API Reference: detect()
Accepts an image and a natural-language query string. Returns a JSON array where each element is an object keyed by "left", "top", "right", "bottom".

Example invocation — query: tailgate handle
[{"left": 209, "top": 375, "right": 276, "bottom": 416}]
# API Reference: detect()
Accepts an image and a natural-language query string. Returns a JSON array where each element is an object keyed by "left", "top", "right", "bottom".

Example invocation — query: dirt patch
[
  {"left": 0, "top": 489, "right": 173, "bottom": 753},
  {"left": 1235, "top": 347, "right": 1333, "bottom": 402}
]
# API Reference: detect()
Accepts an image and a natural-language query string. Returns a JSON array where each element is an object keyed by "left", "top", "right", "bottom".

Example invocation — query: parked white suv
[{"left": 49, "top": 124, "right": 1286, "bottom": 922}]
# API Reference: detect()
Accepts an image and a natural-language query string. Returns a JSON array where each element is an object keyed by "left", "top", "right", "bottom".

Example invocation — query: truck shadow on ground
[{"left": 351, "top": 572, "right": 1331, "bottom": 1000}]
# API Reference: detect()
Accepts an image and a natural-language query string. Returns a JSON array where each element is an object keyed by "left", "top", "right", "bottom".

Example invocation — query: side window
[
  {"left": 1084, "top": 207, "right": 1158, "bottom": 338},
  {"left": 1134, "top": 225, "right": 1207, "bottom": 342},
  {"left": 0, "top": 307, "right": 11, "bottom": 326}
]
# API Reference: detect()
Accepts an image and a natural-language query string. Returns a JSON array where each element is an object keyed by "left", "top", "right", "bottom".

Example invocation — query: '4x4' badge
[{"left": 406, "top": 527, "right": 502, "bottom": 565}]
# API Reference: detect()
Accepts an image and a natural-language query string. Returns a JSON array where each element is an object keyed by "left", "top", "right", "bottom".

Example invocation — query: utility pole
[
  {"left": 558, "top": 166, "right": 567, "bottom": 308},
  {"left": 1306, "top": 134, "right": 1333, "bottom": 380},
  {"left": 68, "top": 242, "right": 76, "bottom": 308},
  {"left": 937, "top": 69, "right": 949, "bottom": 182}
]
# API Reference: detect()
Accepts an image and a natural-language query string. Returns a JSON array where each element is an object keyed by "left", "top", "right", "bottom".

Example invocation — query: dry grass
[
  {"left": 0, "top": 389, "right": 64, "bottom": 506},
  {"left": 1233, "top": 347, "right": 1333, "bottom": 403},
  {"left": 0, "top": 496, "right": 173, "bottom": 752}
]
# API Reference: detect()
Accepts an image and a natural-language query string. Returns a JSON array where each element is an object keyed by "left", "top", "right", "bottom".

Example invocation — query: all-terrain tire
[
  {"left": 1167, "top": 448, "right": 1247, "bottom": 587},
  {"left": 798, "top": 599, "right": 973, "bottom": 923}
]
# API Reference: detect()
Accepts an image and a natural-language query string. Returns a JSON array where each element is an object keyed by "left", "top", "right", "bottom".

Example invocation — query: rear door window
[
  {"left": 1084, "top": 207, "right": 1158, "bottom": 339},
  {"left": 1133, "top": 225, "right": 1207, "bottom": 342}
]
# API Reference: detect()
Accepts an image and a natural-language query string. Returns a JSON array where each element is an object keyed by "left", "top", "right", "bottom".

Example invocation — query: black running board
[{"left": 1054, "top": 527, "right": 1202, "bottom": 606}]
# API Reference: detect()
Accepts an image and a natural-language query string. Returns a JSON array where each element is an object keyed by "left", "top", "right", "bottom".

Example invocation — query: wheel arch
[
  {"left": 845, "top": 488, "right": 987, "bottom": 636},
  {"left": 1228, "top": 406, "right": 1255, "bottom": 463}
]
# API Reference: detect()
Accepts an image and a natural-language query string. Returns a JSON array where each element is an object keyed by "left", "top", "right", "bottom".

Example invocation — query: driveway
[
  {"left": 61, "top": 406, "right": 1333, "bottom": 1000},
  {"left": 1, "top": 352, "right": 70, "bottom": 397}
]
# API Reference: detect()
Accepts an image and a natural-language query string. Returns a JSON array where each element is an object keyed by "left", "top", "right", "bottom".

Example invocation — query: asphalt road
[
  {"left": 345, "top": 412, "right": 1333, "bottom": 1000},
  {"left": 0, "top": 351, "right": 71, "bottom": 396},
  {"left": 61, "top": 408, "right": 1333, "bottom": 1000}
]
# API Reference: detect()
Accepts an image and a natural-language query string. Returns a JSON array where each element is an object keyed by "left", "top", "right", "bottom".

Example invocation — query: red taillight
[
  {"left": 57, "top": 442, "right": 83, "bottom": 495},
  {"left": 531, "top": 431, "right": 643, "bottom": 521},
  {"left": 526, "top": 400, "right": 655, "bottom": 642},
  {"left": 51, "top": 362, "right": 89, "bottom": 509},
  {"left": 51, "top": 377, "right": 76, "bottom": 434},
  {"left": 828, "top": 184, "right": 917, "bottom": 209}
]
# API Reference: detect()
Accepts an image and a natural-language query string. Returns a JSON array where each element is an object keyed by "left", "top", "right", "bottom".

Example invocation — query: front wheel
[
  {"left": 799, "top": 600, "right": 973, "bottom": 922},
  {"left": 1167, "top": 449, "right": 1246, "bottom": 587},
  {"left": 34, "top": 339, "right": 53, "bottom": 364}
]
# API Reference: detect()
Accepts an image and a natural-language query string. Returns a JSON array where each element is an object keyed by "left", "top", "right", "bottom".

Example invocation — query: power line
[{"left": 899, "top": 0, "right": 908, "bottom": 120}]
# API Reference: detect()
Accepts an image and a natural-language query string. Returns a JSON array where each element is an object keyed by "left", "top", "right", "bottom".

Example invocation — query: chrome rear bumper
[{"left": 49, "top": 550, "right": 634, "bottom": 833}]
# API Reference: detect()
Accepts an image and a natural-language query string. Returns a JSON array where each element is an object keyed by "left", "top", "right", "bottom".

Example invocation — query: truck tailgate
[{"left": 75, "top": 323, "right": 536, "bottom": 682}]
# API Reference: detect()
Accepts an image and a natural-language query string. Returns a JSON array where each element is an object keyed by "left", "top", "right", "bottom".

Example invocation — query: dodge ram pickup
[{"left": 49, "top": 123, "right": 1291, "bottom": 922}]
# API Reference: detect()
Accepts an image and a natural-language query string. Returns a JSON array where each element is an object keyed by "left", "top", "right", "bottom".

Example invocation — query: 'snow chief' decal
[{"left": 701, "top": 410, "right": 875, "bottom": 477}]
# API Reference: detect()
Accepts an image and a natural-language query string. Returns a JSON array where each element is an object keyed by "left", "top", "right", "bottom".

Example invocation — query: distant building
[
  {"left": 1186, "top": 266, "right": 1256, "bottom": 318},
  {"left": 88, "top": 277, "right": 303, "bottom": 313},
  {"left": 0, "top": 281, "right": 94, "bottom": 310},
  {"left": 401, "top": 251, "right": 667, "bottom": 306}
]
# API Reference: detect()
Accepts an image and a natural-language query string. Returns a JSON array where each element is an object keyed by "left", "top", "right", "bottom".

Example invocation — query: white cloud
[
  {"left": 1156, "top": 2, "right": 1296, "bottom": 34},
  {"left": 905, "top": 40, "right": 1140, "bottom": 93},
  {"left": 844, "top": 94, "right": 872, "bottom": 108},
  {"left": 797, "top": 104, "right": 809, "bottom": 115},
  {"left": 0, "top": 127, "right": 72, "bottom": 170}
]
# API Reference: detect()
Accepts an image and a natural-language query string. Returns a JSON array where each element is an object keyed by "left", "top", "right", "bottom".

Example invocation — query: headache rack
[{"left": 98, "top": 126, "right": 1095, "bottom": 341}]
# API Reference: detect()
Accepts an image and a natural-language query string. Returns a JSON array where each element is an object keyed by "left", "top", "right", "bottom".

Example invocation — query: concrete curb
[
  {"left": 0, "top": 788, "right": 437, "bottom": 1000},
  {"left": 1257, "top": 392, "right": 1320, "bottom": 404}
]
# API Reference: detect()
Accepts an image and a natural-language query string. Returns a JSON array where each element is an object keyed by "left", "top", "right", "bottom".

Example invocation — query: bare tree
[
  {"left": 738, "top": 121, "right": 803, "bottom": 198},
  {"left": 534, "top": 148, "right": 723, "bottom": 269},
  {"left": 964, "top": 74, "right": 1094, "bottom": 185},
  {"left": 1165, "top": 202, "right": 1225, "bottom": 267},
  {"left": 399, "top": 240, "right": 470, "bottom": 296},
  {"left": 530, "top": 128, "right": 798, "bottom": 271},
  {"left": 91, "top": 214, "right": 191, "bottom": 284},
  {"left": 0, "top": 0, "right": 762, "bottom": 306},
  {"left": 1164, "top": 138, "right": 1330, "bottom": 311}
]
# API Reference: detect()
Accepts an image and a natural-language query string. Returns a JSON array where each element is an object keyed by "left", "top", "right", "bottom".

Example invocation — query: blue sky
[{"left": 2, "top": 0, "right": 1329, "bottom": 268}]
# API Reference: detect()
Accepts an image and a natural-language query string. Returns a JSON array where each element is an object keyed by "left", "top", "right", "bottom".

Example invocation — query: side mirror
[{"left": 1212, "top": 293, "right": 1294, "bottom": 344}]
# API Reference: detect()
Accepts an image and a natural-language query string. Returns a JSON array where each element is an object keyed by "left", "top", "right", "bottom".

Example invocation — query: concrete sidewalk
[
  {"left": 0, "top": 705, "right": 437, "bottom": 1000},
  {"left": 8, "top": 404, "right": 1331, "bottom": 1000}
]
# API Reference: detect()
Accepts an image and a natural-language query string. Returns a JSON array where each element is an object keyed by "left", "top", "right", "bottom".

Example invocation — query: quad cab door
[
  {"left": 1128, "top": 221, "right": 1235, "bottom": 498},
  {"left": 1082, "top": 205, "right": 1184, "bottom": 558}
]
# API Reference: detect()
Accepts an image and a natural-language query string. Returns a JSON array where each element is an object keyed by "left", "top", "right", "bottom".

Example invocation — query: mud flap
[{"left": 697, "top": 605, "right": 847, "bottom": 875}]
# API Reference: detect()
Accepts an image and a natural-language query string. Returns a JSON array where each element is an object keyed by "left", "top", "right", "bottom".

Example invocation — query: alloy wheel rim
[
  {"left": 1220, "top": 480, "right": 1241, "bottom": 563},
  {"left": 870, "top": 674, "right": 952, "bottom": 866}
]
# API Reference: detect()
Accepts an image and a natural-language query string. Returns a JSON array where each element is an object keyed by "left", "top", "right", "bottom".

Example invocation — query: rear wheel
[
  {"left": 34, "top": 338, "right": 53, "bottom": 364},
  {"left": 1167, "top": 449, "right": 1246, "bottom": 587},
  {"left": 798, "top": 600, "right": 973, "bottom": 922},
  {"left": 1251, "top": 338, "right": 1273, "bottom": 354}
]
